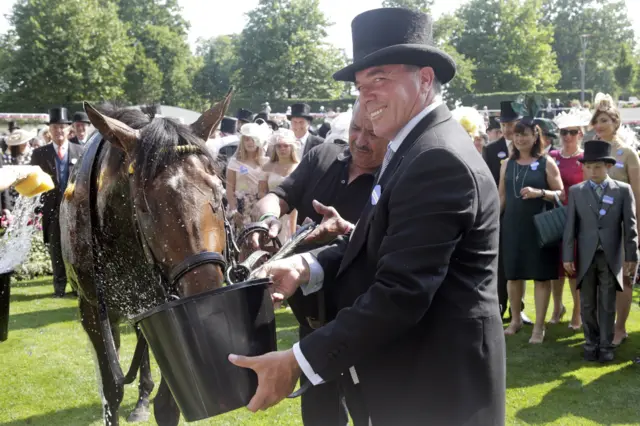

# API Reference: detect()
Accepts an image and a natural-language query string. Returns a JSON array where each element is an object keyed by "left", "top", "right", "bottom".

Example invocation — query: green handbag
[{"left": 533, "top": 192, "right": 566, "bottom": 248}]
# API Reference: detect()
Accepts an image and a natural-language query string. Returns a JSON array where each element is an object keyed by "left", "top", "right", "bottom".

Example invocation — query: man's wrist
[{"left": 298, "top": 254, "right": 311, "bottom": 284}]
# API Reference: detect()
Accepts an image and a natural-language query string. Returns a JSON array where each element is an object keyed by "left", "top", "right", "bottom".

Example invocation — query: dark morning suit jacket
[
  {"left": 563, "top": 179, "right": 639, "bottom": 290},
  {"left": 302, "top": 134, "right": 324, "bottom": 157},
  {"left": 302, "top": 105, "right": 506, "bottom": 426},
  {"left": 30, "top": 143, "right": 83, "bottom": 243},
  {"left": 482, "top": 137, "right": 509, "bottom": 186}
]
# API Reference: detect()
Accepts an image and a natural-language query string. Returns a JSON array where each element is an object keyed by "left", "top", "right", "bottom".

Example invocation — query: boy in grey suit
[{"left": 563, "top": 140, "right": 639, "bottom": 363}]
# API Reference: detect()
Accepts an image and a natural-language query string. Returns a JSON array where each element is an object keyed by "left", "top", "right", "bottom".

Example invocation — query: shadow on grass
[
  {"left": 10, "top": 277, "right": 53, "bottom": 288},
  {"left": 2, "top": 403, "right": 104, "bottom": 426},
  {"left": 9, "top": 307, "right": 79, "bottom": 331},
  {"left": 10, "top": 293, "right": 57, "bottom": 303}
]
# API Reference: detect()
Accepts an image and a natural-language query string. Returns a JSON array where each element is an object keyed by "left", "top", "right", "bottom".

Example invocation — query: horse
[{"left": 60, "top": 91, "right": 234, "bottom": 426}]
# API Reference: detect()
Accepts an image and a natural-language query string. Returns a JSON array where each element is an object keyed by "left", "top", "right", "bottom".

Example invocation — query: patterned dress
[
  {"left": 502, "top": 155, "right": 559, "bottom": 281},
  {"left": 226, "top": 157, "right": 265, "bottom": 236}
]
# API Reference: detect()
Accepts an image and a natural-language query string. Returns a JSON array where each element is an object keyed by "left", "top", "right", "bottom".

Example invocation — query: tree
[
  {"left": 192, "top": 35, "right": 240, "bottom": 107},
  {"left": 381, "top": 0, "right": 433, "bottom": 13},
  {"left": 544, "top": 0, "right": 635, "bottom": 94},
  {"left": 614, "top": 44, "right": 636, "bottom": 96},
  {"left": 235, "top": 0, "right": 347, "bottom": 101},
  {"left": 454, "top": 0, "right": 560, "bottom": 93},
  {"left": 4, "top": 0, "right": 133, "bottom": 109},
  {"left": 115, "top": 0, "right": 198, "bottom": 107},
  {"left": 122, "top": 45, "right": 164, "bottom": 105},
  {"left": 433, "top": 14, "right": 476, "bottom": 104}
]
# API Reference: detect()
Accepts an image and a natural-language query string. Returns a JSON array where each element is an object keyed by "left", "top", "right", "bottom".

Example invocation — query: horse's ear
[
  {"left": 190, "top": 87, "right": 234, "bottom": 141},
  {"left": 84, "top": 102, "right": 140, "bottom": 155}
]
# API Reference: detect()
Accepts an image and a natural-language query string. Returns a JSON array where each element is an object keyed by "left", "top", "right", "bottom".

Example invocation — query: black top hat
[
  {"left": 254, "top": 112, "right": 279, "bottom": 131},
  {"left": 579, "top": 140, "right": 616, "bottom": 165},
  {"left": 498, "top": 101, "right": 521, "bottom": 123},
  {"left": 236, "top": 108, "right": 255, "bottom": 123},
  {"left": 8, "top": 121, "right": 19, "bottom": 132},
  {"left": 220, "top": 116, "right": 237, "bottom": 134},
  {"left": 487, "top": 117, "right": 501, "bottom": 131},
  {"left": 72, "top": 111, "right": 90, "bottom": 124},
  {"left": 48, "top": 107, "right": 72, "bottom": 125},
  {"left": 287, "top": 103, "right": 313, "bottom": 121},
  {"left": 332, "top": 8, "right": 456, "bottom": 84}
]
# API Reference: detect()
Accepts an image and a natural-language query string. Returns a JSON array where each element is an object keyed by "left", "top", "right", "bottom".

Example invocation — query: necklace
[
  {"left": 512, "top": 161, "right": 530, "bottom": 199},
  {"left": 560, "top": 148, "right": 581, "bottom": 158}
]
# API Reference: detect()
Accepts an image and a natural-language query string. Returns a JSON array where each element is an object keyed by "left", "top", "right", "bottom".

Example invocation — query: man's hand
[
  {"left": 252, "top": 254, "right": 310, "bottom": 304},
  {"left": 247, "top": 216, "right": 282, "bottom": 252},
  {"left": 563, "top": 262, "right": 575, "bottom": 275},
  {"left": 303, "top": 200, "right": 354, "bottom": 245},
  {"left": 228, "top": 349, "right": 301, "bottom": 412},
  {"left": 624, "top": 262, "right": 637, "bottom": 280}
]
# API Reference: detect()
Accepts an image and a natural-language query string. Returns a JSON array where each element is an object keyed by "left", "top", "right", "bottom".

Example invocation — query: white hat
[
  {"left": 268, "top": 129, "right": 300, "bottom": 148},
  {"left": 451, "top": 107, "right": 486, "bottom": 138},
  {"left": 553, "top": 108, "right": 591, "bottom": 129},
  {"left": 239, "top": 122, "right": 272, "bottom": 145},
  {"left": 6, "top": 129, "right": 37, "bottom": 146},
  {"left": 324, "top": 111, "right": 352, "bottom": 144}
]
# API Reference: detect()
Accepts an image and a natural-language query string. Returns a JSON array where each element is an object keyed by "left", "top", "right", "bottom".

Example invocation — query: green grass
[{"left": 1, "top": 277, "right": 640, "bottom": 425}]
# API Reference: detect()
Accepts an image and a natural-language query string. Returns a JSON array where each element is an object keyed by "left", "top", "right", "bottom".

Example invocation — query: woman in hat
[
  {"left": 547, "top": 108, "right": 592, "bottom": 329},
  {"left": 258, "top": 129, "right": 300, "bottom": 244},
  {"left": 226, "top": 122, "right": 271, "bottom": 236},
  {"left": 590, "top": 93, "right": 640, "bottom": 346},
  {"left": 500, "top": 113, "right": 564, "bottom": 343},
  {"left": 2, "top": 129, "right": 37, "bottom": 215},
  {"left": 451, "top": 106, "right": 487, "bottom": 154}
]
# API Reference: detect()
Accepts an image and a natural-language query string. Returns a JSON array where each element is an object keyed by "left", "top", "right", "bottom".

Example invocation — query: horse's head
[{"left": 85, "top": 91, "right": 234, "bottom": 298}]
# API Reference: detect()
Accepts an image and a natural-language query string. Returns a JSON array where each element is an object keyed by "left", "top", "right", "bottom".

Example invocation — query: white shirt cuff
[
  {"left": 293, "top": 342, "right": 324, "bottom": 385},
  {"left": 300, "top": 252, "right": 324, "bottom": 296}
]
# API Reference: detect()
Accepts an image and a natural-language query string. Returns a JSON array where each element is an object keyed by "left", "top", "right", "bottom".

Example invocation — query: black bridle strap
[{"left": 169, "top": 251, "right": 227, "bottom": 286}]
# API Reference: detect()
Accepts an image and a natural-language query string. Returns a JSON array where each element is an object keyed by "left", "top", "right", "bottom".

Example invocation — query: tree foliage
[
  {"left": 192, "top": 35, "right": 240, "bottom": 108},
  {"left": 454, "top": 0, "right": 560, "bottom": 93},
  {"left": 380, "top": 0, "right": 434, "bottom": 13},
  {"left": 235, "top": 0, "right": 347, "bottom": 101},
  {"left": 544, "top": 0, "right": 634, "bottom": 94},
  {"left": 614, "top": 43, "right": 636, "bottom": 94},
  {"left": 5, "top": 0, "right": 133, "bottom": 109}
]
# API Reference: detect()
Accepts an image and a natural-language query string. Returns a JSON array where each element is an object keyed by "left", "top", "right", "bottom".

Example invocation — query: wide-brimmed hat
[
  {"left": 239, "top": 122, "right": 272, "bottom": 146},
  {"left": 498, "top": 101, "right": 521, "bottom": 123},
  {"left": 268, "top": 129, "right": 300, "bottom": 149},
  {"left": 47, "top": 107, "right": 72, "bottom": 124},
  {"left": 236, "top": 108, "right": 255, "bottom": 123},
  {"left": 332, "top": 8, "right": 456, "bottom": 84},
  {"left": 220, "top": 116, "right": 237, "bottom": 134},
  {"left": 554, "top": 108, "right": 592, "bottom": 129},
  {"left": 6, "top": 129, "right": 37, "bottom": 146},
  {"left": 72, "top": 111, "right": 90, "bottom": 124},
  {"left": 287, "top": 103, "right": 313, "bottom": 121},
  {"left": 579, "top": 140, "right": 616, "bottom": 165}
]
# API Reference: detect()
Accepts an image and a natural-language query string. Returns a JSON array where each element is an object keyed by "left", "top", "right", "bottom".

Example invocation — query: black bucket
[
  {"left": 134, "top": 278, "right": 276, "bottom": 422},
  {"left": 0, "top": 271, "right": 13, "bottom": 342}
]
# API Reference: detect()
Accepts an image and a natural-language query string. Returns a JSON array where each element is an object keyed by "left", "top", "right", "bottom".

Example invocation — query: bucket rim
[{"left": 132, "top": 277, "right": 272, "bottom": 324}]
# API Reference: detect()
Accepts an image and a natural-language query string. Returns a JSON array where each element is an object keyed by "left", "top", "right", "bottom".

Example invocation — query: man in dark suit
[
  {"left": 563, "top": 141, "right": 638, "bottom": 363},
  {"left": 69, "top": 111, "right": 91, "bottom": 145},
  {"left": 287, "top": 103, "right": 324, "bottom": 157},
  {"left": 31, "top": 107, "right": 83, "bottom": 297},
  {"left": 482, "top": 101, "right": 533, "bottom": 325},
  {"left": 230, "top": 8, "right": 505, "bottom": 426}
]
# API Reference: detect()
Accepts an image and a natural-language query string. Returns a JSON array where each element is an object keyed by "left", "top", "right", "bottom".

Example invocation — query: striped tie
[
  {"left": 377, "top": 146, "right": 394, "bottom": 182},
  {"left": 595, "top": 185, "right": 603, "bottom": 201}
]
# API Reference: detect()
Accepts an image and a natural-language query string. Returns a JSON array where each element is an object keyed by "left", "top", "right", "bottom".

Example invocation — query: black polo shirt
[{"left": 271, "top": 143, "right": 375, "bottom": 225}]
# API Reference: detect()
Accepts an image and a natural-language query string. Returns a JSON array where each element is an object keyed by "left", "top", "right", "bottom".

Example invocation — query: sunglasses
[{"left": 560, "top": 129, "right": 580, "bottom": 136}]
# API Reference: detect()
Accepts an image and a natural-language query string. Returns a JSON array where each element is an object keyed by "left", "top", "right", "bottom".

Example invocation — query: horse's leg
[
  {"left": 80, "top": 298, "right": 123, "bottom": 426},
  {"left": 127, "top": 327, "right": 154, "bottom": 423},
  {"left": 154, "top": 377, "right": 180, "bottom": 426}
]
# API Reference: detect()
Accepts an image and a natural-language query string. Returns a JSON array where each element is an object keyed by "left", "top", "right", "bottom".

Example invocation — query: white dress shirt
[{"left": 294, "top": 100, "right": 443, "bottom": 385}]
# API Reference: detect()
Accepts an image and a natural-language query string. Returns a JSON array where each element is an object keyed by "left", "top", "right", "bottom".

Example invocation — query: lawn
[{"left": 1, "top": 277, "right": 640, "bottom": 425}]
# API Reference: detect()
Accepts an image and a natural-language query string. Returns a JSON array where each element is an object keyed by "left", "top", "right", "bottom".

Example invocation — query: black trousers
[
  {"left": 299, "top": 324, "right": 349, "bottom": 426},
  {"left": 46, "top": 216, "right": 67, "bottom": 296},
  {"left": 581, "top": 251, "right": 617, "bottom": 354}
]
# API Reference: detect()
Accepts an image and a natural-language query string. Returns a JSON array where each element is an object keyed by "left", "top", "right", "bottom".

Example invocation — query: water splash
[{"left": 0, "top": 195, "right": 43, "bottom": 274}]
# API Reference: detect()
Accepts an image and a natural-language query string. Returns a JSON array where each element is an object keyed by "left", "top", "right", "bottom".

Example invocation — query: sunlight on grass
[{"left": 1, "top": 278, "right": 640, "bottom": 425}]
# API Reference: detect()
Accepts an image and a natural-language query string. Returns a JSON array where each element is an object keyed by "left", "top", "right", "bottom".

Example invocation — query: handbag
[{"left": 533, "top": 192, "right": 566, "bottom": 248}]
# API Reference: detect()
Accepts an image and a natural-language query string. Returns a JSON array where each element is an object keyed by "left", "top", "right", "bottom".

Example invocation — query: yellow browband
[{"left": 127, "top": 145, "right": 202, "bottom": 175}]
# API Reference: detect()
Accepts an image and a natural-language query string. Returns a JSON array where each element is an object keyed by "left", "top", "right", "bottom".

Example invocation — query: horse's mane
[{"left": 96, "top": 104, "right": 216, "bottom": 186}]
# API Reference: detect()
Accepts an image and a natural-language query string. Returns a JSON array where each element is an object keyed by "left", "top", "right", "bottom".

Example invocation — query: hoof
[{"left": 127, "top": 401, "right": 150, "bottom": 423}]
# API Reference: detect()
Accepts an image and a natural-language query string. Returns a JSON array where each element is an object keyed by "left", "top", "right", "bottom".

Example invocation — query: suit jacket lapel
[
  {"left": 337, "top": 105, "right": 452, "bottom": 277},
  {"left": 47, "top": 144, "right": 59, "bottom": 184}
]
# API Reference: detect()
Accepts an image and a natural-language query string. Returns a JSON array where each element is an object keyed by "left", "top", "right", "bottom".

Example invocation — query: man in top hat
[
  {"left": 69, "top": 111, "right": 91, "bottom": 145},
  {"left": 288, "top": 103, "right": 324, "bottom": 157},
  {"left": 31, "top": 107, "right": 83, "bottom": 297},
  {"left": 212, "top": 116, "right": 240, "bottom": 167},
  {"left": 230, "top": 7, "right": 505, "bottom": 425},
  {"left": 236, "top": 108, "right": 255, "bottom": 132},
  {"left": 486, "top": 117, "right": 503, "bottom": 143},
  {"left": 563, "top": 140, "right": 638, "bottom": 363},
  {"left": 482, "top": 100, "right": 533, "bottom": 325}
]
